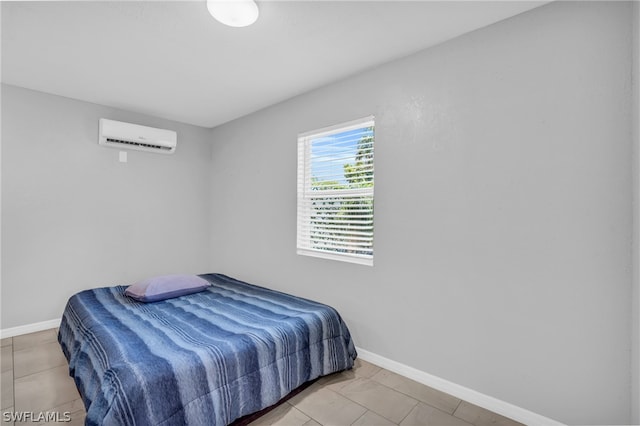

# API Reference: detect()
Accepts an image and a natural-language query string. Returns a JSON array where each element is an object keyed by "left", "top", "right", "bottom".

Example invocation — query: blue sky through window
[{"left": 311, "top": 127, "right": 373, "bottom": 186}]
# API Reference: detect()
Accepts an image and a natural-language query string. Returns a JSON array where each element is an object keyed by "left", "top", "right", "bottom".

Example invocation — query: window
[{"left": 297, "top": 116, "right": 375, "bottom": 266}]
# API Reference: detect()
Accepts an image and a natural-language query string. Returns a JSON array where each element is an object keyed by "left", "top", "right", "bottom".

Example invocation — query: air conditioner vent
[{"left": 105, "top": 138, "right": 173, "bottom": 151}]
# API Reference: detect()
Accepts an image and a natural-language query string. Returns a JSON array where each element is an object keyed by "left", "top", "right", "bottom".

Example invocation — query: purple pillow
[{"left": 125, "top": 274, "right": 210, "bottom": 302}]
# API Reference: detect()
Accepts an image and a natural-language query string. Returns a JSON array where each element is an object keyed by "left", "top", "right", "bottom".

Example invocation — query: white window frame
[{"left": 297, "top": 116, "right": 375, "bottom": 266}]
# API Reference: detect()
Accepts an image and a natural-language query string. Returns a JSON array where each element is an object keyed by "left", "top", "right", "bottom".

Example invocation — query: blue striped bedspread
[{"left": 58, "top": 273, "right": 357, "bottom": 425}]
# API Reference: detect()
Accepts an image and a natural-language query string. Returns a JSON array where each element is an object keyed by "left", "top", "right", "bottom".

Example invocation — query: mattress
[{"left": 58, "top": 273, "right": 357, "bottom": 425}]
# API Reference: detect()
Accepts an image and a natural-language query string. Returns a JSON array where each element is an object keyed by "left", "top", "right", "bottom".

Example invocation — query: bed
[{"left": 58, "top": 273, "right": 357, "bottom": 425}]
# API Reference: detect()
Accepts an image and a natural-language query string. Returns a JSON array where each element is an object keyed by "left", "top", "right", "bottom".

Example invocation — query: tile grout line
[
  {"left": 316, "top": 367, "right": 462, "bottom": 426},
  {"left": 452, "top": 398, "right": 464, "bottom": 420},
  {"left": 374, "top": 378, "right": 459, "bottom": 415},
  {"left": 370, "top": 368, "right": 467, "bottom": 415},
  {"left": 349, "top": 410, "right": 370, "bottom": 426},
  {"left": 327, "top": 378, "right": 417, "bottom": 425},
  {"left": 395, "top": 399, "right": 419, "bottom": 426},
  {"left": 364, "top": 364, "right": 487, "bottom": 425},
  {"left": 11, "top": 335, "right": 66, "bottom": 382},
  {"left": 11, "top": 362, "right": 68, "bottom": 382},
  {"left": 368, "top": 366, "right": 526, "bottom": 426},
  {"left": 307, "top": 385, "right": 374, "bottom": 424},
  {"left": 345, "top": 366, "right": 484, "bottom": 426},
  {"left": 10, "top": 336, "right": 68, "bottom": 415}
]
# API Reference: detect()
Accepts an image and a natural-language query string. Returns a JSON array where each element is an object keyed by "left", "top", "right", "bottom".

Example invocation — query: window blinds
[{"left": 297, "top": 116, "right": 374, "bottom": 266}]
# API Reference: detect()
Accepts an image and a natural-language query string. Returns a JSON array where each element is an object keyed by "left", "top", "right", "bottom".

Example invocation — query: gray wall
[
  {"left": 208, "top": 2, "right": 632, "bottom": 424},
  {"left": 1, "top": 84, "right": 212, "bottom": 328}
]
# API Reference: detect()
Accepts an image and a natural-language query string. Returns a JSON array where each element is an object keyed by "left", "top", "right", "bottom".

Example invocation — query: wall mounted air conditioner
[{"left": 98, "top": 118, "right": 177, "bottom": 154}]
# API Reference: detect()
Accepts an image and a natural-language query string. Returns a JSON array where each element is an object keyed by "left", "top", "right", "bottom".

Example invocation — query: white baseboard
[
  {"left": 0, "top": 318, "right": 61, "bottom": 339},
  {"left": 355, "top": 346, "right": 565, "bottom": 426}
]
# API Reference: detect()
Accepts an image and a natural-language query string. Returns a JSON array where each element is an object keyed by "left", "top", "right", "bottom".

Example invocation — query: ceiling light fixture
[{"left": 207, "top": 0, "right": 259, "bottom": 28}]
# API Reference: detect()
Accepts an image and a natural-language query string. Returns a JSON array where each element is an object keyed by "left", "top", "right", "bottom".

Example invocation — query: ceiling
[{"left": 2, "top": 1, "right": 549, "bottom": 128}]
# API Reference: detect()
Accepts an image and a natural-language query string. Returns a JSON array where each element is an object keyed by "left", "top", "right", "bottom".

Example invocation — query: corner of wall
[
  {"left": 0, "top": 7, "right": 4, "bottom": 333},
  {"left": 631, "top": 2, "right": 640, "bottom": 424}
]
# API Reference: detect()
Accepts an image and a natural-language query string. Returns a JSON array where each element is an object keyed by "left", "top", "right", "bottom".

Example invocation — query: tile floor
[{"left": 0, "top": 329, "right": 523, "bottom": 426}]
